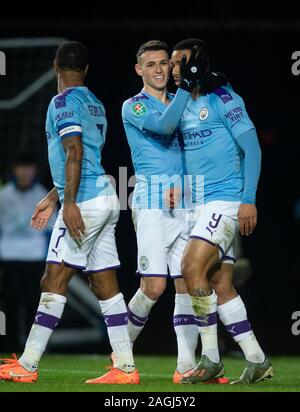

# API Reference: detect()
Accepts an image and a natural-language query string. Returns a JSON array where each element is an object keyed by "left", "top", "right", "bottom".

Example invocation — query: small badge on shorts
[
  {"left": 140, "top": 256, "right": 149, "bottom": 271},
  {"left": 199, "top": 107, "right": 209, "bottom": 120}
]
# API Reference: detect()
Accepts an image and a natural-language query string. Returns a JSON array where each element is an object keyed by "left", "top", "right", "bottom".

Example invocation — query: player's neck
[
  {"left": 143, "top": 86, "right": 168, "bottom": 104},
  {"left": 192, "top": 86, "right": 202, "bottom": 100},
  {"left": 57, "top": 73, "right": 85, "bottom": 93}
]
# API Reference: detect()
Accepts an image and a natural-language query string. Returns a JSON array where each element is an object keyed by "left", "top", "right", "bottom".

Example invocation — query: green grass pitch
[{"left": 0, "top": 354, "right": 299, "bottom": 392}]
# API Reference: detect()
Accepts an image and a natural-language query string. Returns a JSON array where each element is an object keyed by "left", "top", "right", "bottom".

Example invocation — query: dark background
[{"left": 0, "top": 2, "right": 299, "bottom": 355}]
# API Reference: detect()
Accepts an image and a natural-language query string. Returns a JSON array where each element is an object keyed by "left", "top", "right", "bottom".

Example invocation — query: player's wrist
[{"left": 47, "top": 188, "right": 59, "bottom": 203}]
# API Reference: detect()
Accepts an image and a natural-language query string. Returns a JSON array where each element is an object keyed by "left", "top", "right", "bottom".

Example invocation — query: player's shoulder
[
  {"left": 122, "top": 92, "right": 151, "bottom": 109},
  {"left": 210, "top": 84, "right": 243, "bottom": 105},
  {"left": 49, "top": 88, "right": 81, "bottom": 112},
  {"left": 122, "top": 92, "right": 151, "bottom": 119}
]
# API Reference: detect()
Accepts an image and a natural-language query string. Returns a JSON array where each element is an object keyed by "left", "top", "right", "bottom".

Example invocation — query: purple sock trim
[
  {"left": 103, "top": 312, "right": 128, "bottom": 327},
  {"left": 128, "top": 308, "right": 148, "bottom": 327},
  {"left": 34, "top": 311, "right": 60, "bottom": 330},
  {"left": 195, "top": 312, "right": 218, "bottom": 327},
  {"left": 173, "top": 314, "right": 196, "bottom": 326},
  {"left": 225, "top": 319, "right": 252, "bottom": 337}
]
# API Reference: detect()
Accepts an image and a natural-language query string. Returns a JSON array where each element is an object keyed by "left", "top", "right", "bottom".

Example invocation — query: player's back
[{"left": 46, "top": 86, "right": 112, "bottom": 203}]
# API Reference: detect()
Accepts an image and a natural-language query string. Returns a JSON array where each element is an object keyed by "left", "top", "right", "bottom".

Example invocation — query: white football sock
[
  {"left": 127, "top": 288, "right": 157, "bottom": 345},
  {"left": 99, "top": 292, "right": 135, "bottom": 373},
  {"left": 173, "top": 293, "right": 198, "bottom": 373},
  {"left": 19, "top": 292, "right": 66, "bottom": 372},
  {"left": 218, "top": 295, "right": 265, "bottom": 363},
  {"left": 193, "top": 290, "right": 220, "bottom": 363}
]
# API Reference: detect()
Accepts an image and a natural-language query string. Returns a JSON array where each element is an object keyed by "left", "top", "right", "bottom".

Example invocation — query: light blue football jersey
[
  {"left": 122, "top": 90, "right": 184, "bottom": 209},
  {"left": 46, "top": 86, "right": 113, "bottom": 203},
  {"left": 179, "top": 84, "right": 255, "bottom": 204}
]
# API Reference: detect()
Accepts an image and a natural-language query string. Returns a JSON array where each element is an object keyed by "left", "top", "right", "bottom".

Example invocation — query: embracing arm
[{"left": 143, "top": 88, "right": 189, "bottom": 135}]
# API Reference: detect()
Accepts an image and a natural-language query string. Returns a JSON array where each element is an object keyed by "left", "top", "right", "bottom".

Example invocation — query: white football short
[
  {"left": 189, "top": 201, "right": 241, "bottom": 263},
  {"left": 132, "top": 208, "right": 190, "bottom": 278},
  {"left": 46, "top": 194, "right": 120, "bottom": 273}
]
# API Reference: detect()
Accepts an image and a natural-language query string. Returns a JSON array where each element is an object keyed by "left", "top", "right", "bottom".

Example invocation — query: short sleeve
[{"left": 51, "top": 94, "right": 82, "bottom": 140}]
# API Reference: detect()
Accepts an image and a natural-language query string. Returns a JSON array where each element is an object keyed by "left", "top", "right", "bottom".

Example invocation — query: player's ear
[
  {"left": 84, "top": 65, "right": 89, "bottom": 76},
  {"left": 135, "top": 63, "right": 143, "bottom": 77},
  {"left": 53, "top": 59, "right": 58, "bottom": 73}
]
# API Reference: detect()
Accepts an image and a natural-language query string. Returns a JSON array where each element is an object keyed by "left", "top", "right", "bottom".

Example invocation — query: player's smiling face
[
  {"left": 135, "top": 50, "right": 170, "bottom": 91},
  {"left": 171, "top": 49, "right": 191, "bottom": 87}
]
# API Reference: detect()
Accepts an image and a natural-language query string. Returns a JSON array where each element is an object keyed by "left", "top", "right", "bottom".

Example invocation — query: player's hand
[
  {"left": 179, "top": 46, "right": 208, "bottom": 92},
  {"left": 238, "top": 204, "right": 257, "bottom": 236},
  {"left": 63, "top": 202, "right": 86, "bottom": 240},
  {"left": 164, "top": 187, "right": 182, "bottom": 208},
  {"left": 31, "top": 195, "right": 56, "bottom": 230}
]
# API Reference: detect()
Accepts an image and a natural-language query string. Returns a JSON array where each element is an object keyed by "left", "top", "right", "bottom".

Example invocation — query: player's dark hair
[
  {"left": 55, "top": 41, "right": 89, "bottom": 72},
  {"left": 173, "top": 38, "right": 210, "bottom": 67},
  {"left": 136, "top": 40, "right": 169, "bottom": 61}
]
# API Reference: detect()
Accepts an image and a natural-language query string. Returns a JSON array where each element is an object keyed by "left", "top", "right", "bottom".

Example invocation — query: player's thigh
[
  {"left": 191, "top": 203, "right": 238, "bottom": 260},
  {"left": 46, "top": 207, "right": 96, "bottom": 270},
  {"left": 182, "top": 237, "right": 219, "bottom": 277},
  {"left": 134, "top": 209, "right": 168, "bottom": 276},
  {"left": 168, "top": 235, "right": 187, "bottom": 278},
  {"left": 83, "top": 196, "right": 121, "bottom": 273}
]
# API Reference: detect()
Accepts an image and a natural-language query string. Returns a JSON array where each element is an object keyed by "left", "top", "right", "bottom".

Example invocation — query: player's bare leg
[
  {"left": 0, "top": 262, "right": 75, "bottom": 382},
  {"left": 86, "top": 269, "right": 139, "bottom": 384}
]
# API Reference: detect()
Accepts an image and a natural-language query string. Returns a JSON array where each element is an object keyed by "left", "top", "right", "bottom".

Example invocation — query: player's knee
[
  {"left": 141, "top": 279, "right": 166, "bottom": 300},
  {"left": 181, "top": 257, "right": 203, "bottom": 280}
]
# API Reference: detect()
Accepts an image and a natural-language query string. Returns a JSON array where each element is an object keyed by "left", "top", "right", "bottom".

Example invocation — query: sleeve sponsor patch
[
  {"left": 131, "top": 101, "right": 147, "bottom": 116},
  {"left": 225, "top": 106, "right": 244, "bottom": 125}
]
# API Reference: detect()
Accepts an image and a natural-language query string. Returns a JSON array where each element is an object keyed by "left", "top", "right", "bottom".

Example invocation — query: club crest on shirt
[
  {"left": 140, "top": 256, "right": 149, "bottom": 271},
  {"left": 132, "top": 102, "right": 147, "bottom": 116},
  {"left": 199, "top": 107, "right": 209, "bottom": 120}
]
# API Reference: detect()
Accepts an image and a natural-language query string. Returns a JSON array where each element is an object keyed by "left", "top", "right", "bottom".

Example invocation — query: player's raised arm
[
  {"left": 142, "top": 48, "right": 208, "bottom": 135},
  {"left": 62, "top": 135, "right": 86, "bottom": 239},
  {"left": 31, "top": 187, "right": 58, "bottom": 230},
  {"left": 122, "top": 42, "right": 208, "bottom": 137}
]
